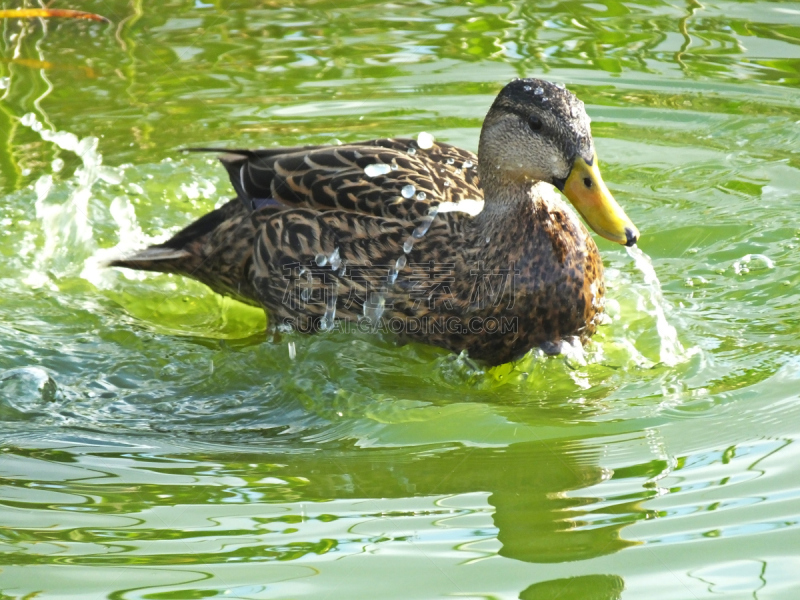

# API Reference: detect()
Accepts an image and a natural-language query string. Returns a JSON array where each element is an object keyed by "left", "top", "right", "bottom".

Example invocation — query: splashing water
[
  {"left": 19, "top": 112, "right": 127, "bottom": 288},
  {"left": 626, "top": 245, "right": 686, "bottom": 366}
]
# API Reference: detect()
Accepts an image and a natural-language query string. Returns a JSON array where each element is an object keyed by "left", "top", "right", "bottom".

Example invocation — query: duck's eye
[
  {"left": 583, "top": 177, "right": 592, "bottom": 189},
  {"left": 527, "top": 116, "right": 542, "bottom": 132}
]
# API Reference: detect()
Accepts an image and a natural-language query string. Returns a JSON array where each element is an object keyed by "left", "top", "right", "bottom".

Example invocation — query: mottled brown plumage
[{"left": 111, "top": 78, "right": 639, "bottom": 366}]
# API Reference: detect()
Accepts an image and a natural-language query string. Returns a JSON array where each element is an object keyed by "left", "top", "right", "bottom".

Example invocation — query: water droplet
[
  {"left": 463, "top": 160, "right": 473, "bottom": 169},
  {"left": 570, "top": 106, "right": 577, "bottom": 118},
  {"left": 417, "top": 131, "right": 435, "bottom": 149},
  {"left": 320, "top": 287, "right": 338, "bottom": 331},
  {"left": 390, "top": 159, "right": 399, "bottom": 171},
  {"left": 443, "top": 180, "right": 451, "bottom": 187},
  {"left": 416, "top": 191, "right": 426, "bottom": 201},
  {"left": 413, "top": 216, "right": 434, "bottom": 239},
  {"left": 363, "top": 292, "right": 386, "bottom": 324},
  {"left": 555, "top": 82, "right": 565, "bottom": 89},
  {"left": 328, "top": 248, "right": 341, "bottom": 270},
  {"left": 455, "top": 168, "right": 462, "bottom": 175},
  {"left": 403, "top": 237, "right": 414, "bottom": 253},
  {"left": 300, "top": 287, "right": 311, "bottom": 302},
  {"left": 288, "top": 342, "right": 296, "bottom": 360},
  {"left": 364, "top": 163, "right": 391, "bottom": 177},
  {"left": 395, "top": 255, "right": 407, "bottom": 270},
  {"left": 523, "top": 85, "right": 532, "bottom": 91},
  {"left": 401, "top": 184, "right": 416, "bottom": 199},
  {"left": 407, "top": 147, "right": 416, "bottom": 155},
  {"left": 534, "top": 87, "right": 543, "bottom": 95},
  {"left": 446, "top": 157, "right": 455, "bottom": 165},
  {"left": 315, "top": 253, "right": 328, "bottom": 267}
]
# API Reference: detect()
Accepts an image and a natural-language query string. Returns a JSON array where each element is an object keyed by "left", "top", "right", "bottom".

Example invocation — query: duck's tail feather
[
  {"left": 107, "top": 198, "right": 245, "bottom": 276},
  {"left": 106, "top": 246, "right": 194, "bottom": 273}
]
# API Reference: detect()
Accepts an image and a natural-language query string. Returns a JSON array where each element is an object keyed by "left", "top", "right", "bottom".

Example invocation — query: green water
[{"left": 2, "top": 0, "right": 800, "bottom": 598}]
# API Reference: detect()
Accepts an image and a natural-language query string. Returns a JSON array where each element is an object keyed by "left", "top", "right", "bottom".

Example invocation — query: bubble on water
[
  {"left": 417, "top": 132, "right": 435, "bottom": 149},
  {"left": 364, "top": 163, "right": 391, "bottom": 177},
  {"left": 401, "top": 184, "right": 416, "bottom": 199},
  {"left": 733, "top": 253, "right": 774, "bottom": 275}
]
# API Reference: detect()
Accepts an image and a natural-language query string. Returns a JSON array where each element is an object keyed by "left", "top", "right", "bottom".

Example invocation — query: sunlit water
[{"left": 2, "top": 1, "right": 800, "bottom": 599}]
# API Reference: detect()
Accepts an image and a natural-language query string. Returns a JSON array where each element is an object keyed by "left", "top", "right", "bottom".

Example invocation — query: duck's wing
[{"left": 190, "top": 139, "right": 482, "bottom": 221}]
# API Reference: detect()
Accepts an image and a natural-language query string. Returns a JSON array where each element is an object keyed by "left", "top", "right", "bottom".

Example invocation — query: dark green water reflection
[{"left": 2, "top": 0, "right": 800, "bottom": 598}]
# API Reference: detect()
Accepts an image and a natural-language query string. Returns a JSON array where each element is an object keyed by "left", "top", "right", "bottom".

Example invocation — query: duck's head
[{"left": 478, "top": 78, "right": 639, "bottom": 246}]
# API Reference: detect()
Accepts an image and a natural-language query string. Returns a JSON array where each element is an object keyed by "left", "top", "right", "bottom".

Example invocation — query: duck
[{"left": 111, "top": 78, "right": 639, "bottom": 366}]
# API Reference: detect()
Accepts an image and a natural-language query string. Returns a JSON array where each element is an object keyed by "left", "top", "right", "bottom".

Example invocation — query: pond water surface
[{"left": 1, "top": 1, "right": 800, "bottom": 598}]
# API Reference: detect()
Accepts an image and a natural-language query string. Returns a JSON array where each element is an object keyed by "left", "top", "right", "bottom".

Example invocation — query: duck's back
[{"left": 198, "top": 138, "right": 480, "bottom": 218}]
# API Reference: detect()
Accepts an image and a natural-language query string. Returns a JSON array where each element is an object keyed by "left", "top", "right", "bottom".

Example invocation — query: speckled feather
[{"left": 111, "top": 79, "right": 608, "bottom": 365}]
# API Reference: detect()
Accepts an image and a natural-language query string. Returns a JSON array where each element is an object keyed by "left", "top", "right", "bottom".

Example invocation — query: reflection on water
[
  {"left": 520, "top": 575, "right": 625, "bottom": 600},
  {"left": 2, "top": 0, "right": 800, "bottom": 598}
]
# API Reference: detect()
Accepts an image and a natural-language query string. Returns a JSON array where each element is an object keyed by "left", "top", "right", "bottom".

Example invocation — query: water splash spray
[{"left": 626, "top": 245, "right": 686, "bottom": 367}]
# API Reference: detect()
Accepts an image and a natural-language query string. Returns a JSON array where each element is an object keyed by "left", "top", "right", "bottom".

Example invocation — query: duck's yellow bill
[{"left": 562, "top": 155, "right": 639, "bottom": 246}]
